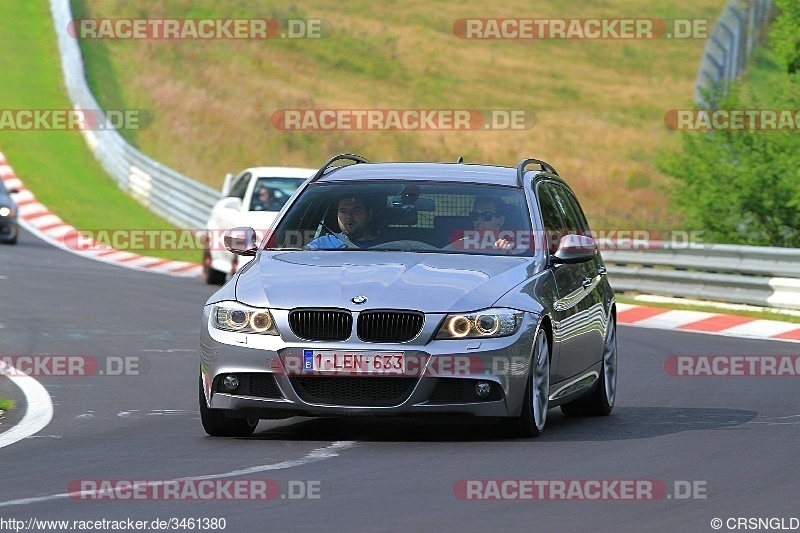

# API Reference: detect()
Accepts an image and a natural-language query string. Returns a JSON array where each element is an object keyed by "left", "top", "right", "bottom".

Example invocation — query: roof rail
[
  {"left": 516, "top": 158, "right": 558, "bottom": 186},
  {"left": 310, "top": 154, "right": 371, "bottom": 182}
]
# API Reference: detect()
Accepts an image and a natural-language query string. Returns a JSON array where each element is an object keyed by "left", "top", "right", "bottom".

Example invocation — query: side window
[
  {"left": 563, "top": 189, "right": 591, "bottom": 234},
  {"left": 228, "top": 172, "right": 251, "bottom": 200},
  {"left": 544, "top": 183, "right": 582, "bottom": 234},
  {"left": 537, "top": 184, "right": 568, "bottom": 253}
]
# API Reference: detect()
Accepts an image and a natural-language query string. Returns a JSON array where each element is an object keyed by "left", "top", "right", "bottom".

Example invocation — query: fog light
[
  {"left": 222, "top": 375, "right": 239, "bottom": 391},
  {"left": 474, "top": 381, "right": 491, "bottom": 398}
]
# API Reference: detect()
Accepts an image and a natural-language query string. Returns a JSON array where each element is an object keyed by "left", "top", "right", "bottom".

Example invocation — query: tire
[
  {"left": 0, "top": 230, "right": 17, "bottom": 245},
  {"left": 203, "top": 248, "right": 226, "bottom": 285},
  {"left": 561, "top": 314, "right": 617, "bottom": 417},
  {"left": 199, "top": 378, "right": 258, "bottom": 437},
  {"left": 500, "top": 327, "right": 550, "bottom": 438}
]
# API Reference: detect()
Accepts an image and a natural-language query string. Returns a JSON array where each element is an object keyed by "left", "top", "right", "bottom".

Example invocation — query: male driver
[{"left": 307, "top": 195, "right": 383, "bottom": 249}]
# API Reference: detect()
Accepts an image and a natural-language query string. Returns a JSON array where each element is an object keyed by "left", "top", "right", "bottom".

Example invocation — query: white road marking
[
  {"left": 116, "top": 409, "right": 197, "bottom": 418},
  {"left": 140, "top": 349, "right": 196, "bottom": 353},
  {"left": 0, "top": 362, "right": 54, "bottom": 449},
  {"left": 748, "top": 414, "right": 800, "bottom": 425},
  {"left": 0, "top": 440, "right": 357, "bottom": 508}
]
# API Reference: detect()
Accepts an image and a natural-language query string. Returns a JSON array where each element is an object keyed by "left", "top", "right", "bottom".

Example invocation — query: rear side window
[
  {"left": 562, "top": 188, "right": 591, "bottom": 234},
  {"left": 538, "top": 181, "right": 594, "bottom": 252}
]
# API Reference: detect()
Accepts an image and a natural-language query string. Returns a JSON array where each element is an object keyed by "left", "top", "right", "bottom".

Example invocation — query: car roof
[
  {"left": 246, "top": 167, "right": 318, "bottom": 178},
  {"left": 316, "top": 162, "right": 521, "bottom": 187}
]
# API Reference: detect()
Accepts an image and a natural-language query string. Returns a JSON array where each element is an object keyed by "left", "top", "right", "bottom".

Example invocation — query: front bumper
[{"left": 200, "top": 306, "right": 541, "bottom": 418}]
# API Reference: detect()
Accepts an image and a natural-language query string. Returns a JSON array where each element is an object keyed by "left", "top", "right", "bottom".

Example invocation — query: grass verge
[
  {"left": 0, "top": 0, "right": 198, "bottom": 263},
  {"left": 0, "top": 399, "right": 15, "bottom": 412}
]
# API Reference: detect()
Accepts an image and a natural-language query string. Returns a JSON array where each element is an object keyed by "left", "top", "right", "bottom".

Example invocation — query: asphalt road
[{"left": 1, "top": 227, "right": 798, "bottom": 532}]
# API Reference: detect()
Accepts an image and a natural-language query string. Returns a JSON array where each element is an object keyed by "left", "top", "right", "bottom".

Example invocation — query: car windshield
[
  {"left": 264, "top": 181, "right": 534, "bottom": 256},
  {"left": 249, "top": 177, "right": 307, "bottom": 211}
]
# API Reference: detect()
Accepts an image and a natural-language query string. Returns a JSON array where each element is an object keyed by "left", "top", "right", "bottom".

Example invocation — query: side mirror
[
  {"left": 223, "top": 227, "right": 258, "bottom": 256},
  {"left": 221, "top": 173, "right": 234, "bottom": 196},
  {"left": 220, "top": 197, "right": 243, "bottom": 211},
  {"left": 552, "top": 234, "right": 597, "bottom": 264}
]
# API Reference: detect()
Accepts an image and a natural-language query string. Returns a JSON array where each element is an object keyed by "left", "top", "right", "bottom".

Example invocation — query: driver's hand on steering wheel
[{"left": 495, "top": 238, "right": 514, "bottom": 254}]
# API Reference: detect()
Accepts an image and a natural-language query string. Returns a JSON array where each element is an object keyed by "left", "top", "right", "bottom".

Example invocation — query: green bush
[
  {"left": 658, "top": 7, "right": 800, "bottom": 247},
  {"left": 770, "top": 0, "right": 800, "bottom": 74}
]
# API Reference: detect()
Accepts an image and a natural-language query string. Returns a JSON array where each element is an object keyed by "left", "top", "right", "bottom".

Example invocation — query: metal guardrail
[
  {"left": 50, "top": 0, "right": 220, "bottom": 229},
  {"left": 695, "top": 0, "right": 774, "bottom": 108},
  {"left": 604, "top": 245, "right": 800, "bottom": 311}
]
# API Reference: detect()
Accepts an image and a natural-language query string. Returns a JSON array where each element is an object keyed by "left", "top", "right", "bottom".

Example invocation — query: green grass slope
[
  {"left": 73, "top": 0, "right": 725, "bottom": 229},
  {"left": 0, "top": 0, "right": 196, "bottom": 262}
]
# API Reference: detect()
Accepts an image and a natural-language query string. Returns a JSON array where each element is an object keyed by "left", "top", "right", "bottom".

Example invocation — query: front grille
[
  {"left": 290, "top": 377, "right": 417, "bottom": 407},
  {"left": 289, "top": 309, "right": 352, "bottom": 341},
  {"left": 215, "top": 373, "right": 282, "bottom": 399},
  {"left": 357, "top": 311, "right": 424, "bottom": 342},
  {"left": 429, "top": 378, "right": 503, "bottom": 403}
]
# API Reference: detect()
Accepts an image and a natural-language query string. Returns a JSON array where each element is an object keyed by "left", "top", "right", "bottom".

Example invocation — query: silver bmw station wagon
[{"left": 199, "top": 154, "right": 617, "bottom": 438}]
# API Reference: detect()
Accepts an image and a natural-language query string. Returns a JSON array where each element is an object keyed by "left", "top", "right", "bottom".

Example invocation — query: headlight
[
  {"left": 211, "top": 303, "right": 279, "bottom": 335},
  {"left": 0, "top": 207, "right": 13, "bottom": 217},
  {"left": 435, "top": 308, "right": 523, "bottom": 339}
]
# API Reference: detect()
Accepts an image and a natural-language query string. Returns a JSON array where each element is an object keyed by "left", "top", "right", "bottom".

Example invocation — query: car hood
[{"left": 234, "top": 251, "right": 534, "bottom": 313}]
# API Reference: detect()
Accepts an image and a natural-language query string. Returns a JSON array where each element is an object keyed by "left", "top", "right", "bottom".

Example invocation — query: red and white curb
[
  {"left": 617, "top": 303, "right": 800, "bottom": 344},
  {"left": 0, "top": 150, "right": 202, "bottom": 278}
]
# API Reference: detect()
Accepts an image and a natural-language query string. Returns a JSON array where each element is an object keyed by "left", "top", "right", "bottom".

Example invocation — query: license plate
[{"left": 303, "top": 350, "right": 405, "bottom": 374}]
